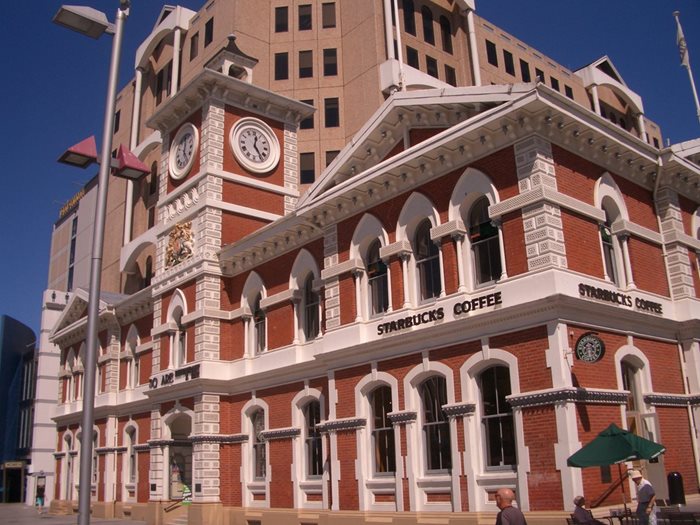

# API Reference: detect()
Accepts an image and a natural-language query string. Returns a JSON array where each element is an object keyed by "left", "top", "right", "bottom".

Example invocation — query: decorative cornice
[
  {"left": 188, "top": 433, "right": 249, "bottom": 444},
  {"left": 379, "top": 239, "right": 412, "bottom": 260},
  {"left": 387, "top": 411, "right": 417, "bottom": 424},
  {"left": 260, "top": 427, "right": 301, "bottom": 441},
  {"left": 147, "top": 438, "right": 192, "bottom": 447},
  {"left": 321, "top": 258, "right": 364, "bottom": 281},
  {"left": 317, "top": 417, "right": 366, "bottom": 433},
  {"left": 644, "top": 393, "right": 700, "bottom": 407},
  {"left": 132, "top": 444, "right": 150, "bottom": 452},
  {"left": 442, "top": 402, "right": 476, "bottom": 418},
  {"left": 508, "top": 388, "right": 629, "bottom": 408}
]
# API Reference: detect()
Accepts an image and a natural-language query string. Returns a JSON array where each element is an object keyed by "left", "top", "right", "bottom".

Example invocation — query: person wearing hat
[
  {"left": 572, "top": 496, "right": 606, "bottom": 525},
  {"left": 629, "top": 469, "right": 656, "bottom": 525}
]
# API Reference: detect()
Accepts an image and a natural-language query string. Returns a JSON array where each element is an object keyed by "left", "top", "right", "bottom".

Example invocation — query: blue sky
[{"left": 0, "top": 1, "right": 698, "bottom": 337}]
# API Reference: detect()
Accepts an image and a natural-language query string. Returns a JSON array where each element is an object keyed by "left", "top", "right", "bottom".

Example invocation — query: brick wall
[{"left": 628, "top": 238, "right": 669, "bottom": 296}]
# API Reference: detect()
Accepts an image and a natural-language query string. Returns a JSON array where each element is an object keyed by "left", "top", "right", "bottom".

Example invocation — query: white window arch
[
  {"left": 450, "top": 168, "right": 505, "bottom": 291},
  {"left": 290, "top": 250, "right": 322, "bottom": 343},
  {"left": 460, "top": 348, "right": 527, "bottom": 511},
  {"left": 242, "top": 272, "right": 267, "bottom": 355},
  {"left": 594, "top": 174, "right": 631, "bottom": 288},
  {"left": 355, "top": 371, "right": 401, "bottom": 511},
  {"left": 350, "top": 214, "right": 391, "bottom": 319},
  {"left": 397, "top": 192, "right": 443, "bottom": 306},
  {"left": 125, "top": 325, "right": 140, "bottom": 389},
  {"left": 291, "top": 388, "right": 326, "bottom": 509},
  {"left": 403, "top": 360, "right": 458, "bottom": 511},
  {"left": 166, "top": 289, "right": 188, "bottom": 368},
  {"left": 241, "top": 398, "right": 270, "bottom": 507}
]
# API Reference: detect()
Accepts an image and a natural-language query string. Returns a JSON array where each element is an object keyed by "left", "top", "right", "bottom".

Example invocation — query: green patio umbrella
[
  {"left": 567, "top": 423, "right": 666, "bottom": 467},
  {"left": 567, "top": 423, "right": 665, "bottom": 512}
]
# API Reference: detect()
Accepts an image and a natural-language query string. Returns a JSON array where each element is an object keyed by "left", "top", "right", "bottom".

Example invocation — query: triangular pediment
[{"left": 50, "top": 289, "right": 129, "bottom": 340}]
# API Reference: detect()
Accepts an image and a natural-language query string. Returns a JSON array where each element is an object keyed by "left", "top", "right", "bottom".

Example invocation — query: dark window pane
[
  {"left": 323, "top": 48, "right": 338, "bottom": 76},
  {"left": 299, "top": 99, "right": 314, "bottom": 129},
  {"left": 189, "top": 32, "right": 199, "bottom": 60},
  {"left": 445, "top": 65, "right": 456, "bottom": 86},
  {"left": 325, "top": 150, "right": 340, "bottom": 166},
  {"left": 469, "top": 196, "right": 501, "bottom": 285},
  {"left": 322, "top": 2, "right": 336, "bottom": 28},
  {"left": 204, "top": 18, "right": 214, "bottom": 47},
  {"left": 371, "top": 386, "right": 395, "bottom": 473},
  {"left": 535, "top": 68, "right": 544, "bottom": 82},
  {"left": 324, "top": 97, "right": 339, "bottom": 127},
  {"left": 551, "top": 77, "right": 560, "bottom": 91},
  {"left": 300, "top": 152, "right": 315, "bottom": 184},
  {"left": 420, "top": 376, "right": 451, "bottom": 471},
  {"left": 480, "top": 367, "right": 515, "bottom": 467},
  {"left": 367, "top": 240, "right": 389, "bottom": 315},
  {"left": 519, "top": 59, "right": 531, "bottom": 82},
  {"left": 415, "top": 219, "right": 441, "bottom": 300},
  {"left": 426, "top": 56, "right": 438, "bottom": 78},
  {"left": 299, "top": 50, "right": 313, "bottom": 78},
  {"left": 299, "top": 4, "right": 312, "bottom": 30},
  {"left": 305, "top": 401, "right": 323, "bottom": 476},
  {"left": 503, "top": 50, "right": 515, "bottom": 76},
  {"left": 275, "top": 6, "right": 288, "bottom": 32},
  {"left": 439, "top": 16, "right": 452, "bottom": 53},
  {"left": 486, "top": 40, "right": 498, "bottom": 67},
  {"left": 406, "top": 46, "right": 419, "bottom": 68},
  {"left": 421, "top": 6, "right": 434, "bottom": 45},
  {"left": 565, "top": 85, "right": 574, "bottom": 99},
  {"left": 113, "top": 110, "right": 120, "bottom": 133},
  {"left": 274, "top": 52, "right": 289, "bottom": 80},
  {"left": 303, "top": 275, "right": 320, "bottom": 339},
  {"left": 402, "top": 0, "right": 415, "bottom": 35}
]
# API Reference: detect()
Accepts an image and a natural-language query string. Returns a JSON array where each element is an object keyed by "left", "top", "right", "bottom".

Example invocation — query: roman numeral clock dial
[
  {"left": 230, "top": 118, "right": 280, "bottom": 175},
  {"left": 169, "top": 123, "right": 199, "bottom": 180}
]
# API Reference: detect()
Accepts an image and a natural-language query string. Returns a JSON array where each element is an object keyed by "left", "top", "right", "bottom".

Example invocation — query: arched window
[
  {"left": 370, "top": 386, "right": 395, "bottom": 474},
  {"left": 126, "top": 426, "right": 137, "bottom": 484},
  {"left": 415, "top": 219, "right": 441, "bottom": 301},
  {"left": 420, "top": 376, "right": 451, "bottom": 471},
  {"left": 480, "top": 366, "right": 515, "bottom": 467},
  {"left": 304, "top": 401, "right": 323, "bottom": 477},
  {"left": 253, "top": 293, "right": 266, "bottom": 354},
  {"left": 303, "top": 275, "right": 320, "bottom": 340},
  {"left": 402, "top": 0, "right": 416, "bottom": 35},
  {"left": 439, "top": 16, "right": 452, "bottom": 54},
  {"left": 173, "top": 308, "right": 186, "bottom": 367},
  {"left": 251, "top": 409, "right": 266, "bottom": 480},
  {"left": 600, "top": 209, "right": 619, "bottom": 285},
  {"left": 421, "top": 6, "right": 435, "bottom": 45},
  {"left": 621, "top": 360, "right": 644, "bottom": 435},
  {"left": 469, "top": 196, "right": 501, "bottom": 285},
  {"left": 366, "top": 240, "right": 389, "bottom": 316}
]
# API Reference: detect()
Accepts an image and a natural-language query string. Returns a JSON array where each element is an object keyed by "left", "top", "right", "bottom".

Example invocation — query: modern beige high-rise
[{"left": 30, "top": 1, "right": 699, "bottom": 524}]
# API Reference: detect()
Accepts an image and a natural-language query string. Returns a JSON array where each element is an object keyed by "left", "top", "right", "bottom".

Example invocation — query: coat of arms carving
[{"left": 165, "top": 221, "right": 194, "bottom": 268}]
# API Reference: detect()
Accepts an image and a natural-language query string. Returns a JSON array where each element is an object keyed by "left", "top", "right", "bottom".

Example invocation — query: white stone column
[
  {"left": 620, "top": 234, "right": 636, "bottom": 288},
  {"left": 590, "top": 85, "right": 601, "bottom": 115},
  {"left": 452, "top": 233, "right": 467, "bottom": 292},
  {"left": 353, "top": 270, "right": 363, "bottom": 322},
  {"left": 400, "top": 253, "right": 411, "bottom": 308},
  {"left": 171, "top": 28, "right": 182, "bottom": 97}
]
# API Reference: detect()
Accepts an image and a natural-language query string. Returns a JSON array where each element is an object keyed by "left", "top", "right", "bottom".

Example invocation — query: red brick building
[{"left": 44, "top": 2, "right": 699, "bottom": 525}]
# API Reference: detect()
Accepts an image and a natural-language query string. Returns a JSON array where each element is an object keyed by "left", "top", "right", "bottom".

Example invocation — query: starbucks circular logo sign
[{"left": 575, "top": 332, "right": 605, "bottom": 363}]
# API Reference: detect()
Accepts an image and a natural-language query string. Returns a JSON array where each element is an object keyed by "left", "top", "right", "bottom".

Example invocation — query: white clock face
[
  {"left": 230, "top": 118, "right": 280, "bottom": 174},
  {"left": 169, "top": 123, "right": 199, "bottom": 180}
]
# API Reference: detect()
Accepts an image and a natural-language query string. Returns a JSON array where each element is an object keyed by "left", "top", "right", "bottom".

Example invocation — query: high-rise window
[
  {"left": 439, "top": 16, "right": 452, "bottom": 54},
  {"left": 189, "top": 32, "right": 199, "bottom": 60},
  {"left": 421, "top": 6, "right": 434, "bottom": 45},
  {"left": 371, "top": 386, "right": 395, "bottom": 473},
  {"left": 274, "top": 52, "right": 289, "bottom": 80},
  {"left": 367, "top": 240, "right": 389, "bottom": 316},
  {"left": 300, "top": 100, "right": 314, "bottom": 129},
  {"left": 415, "top": 219, "right": 441, "bottom": 301},
  {"left": 486, "top": 40, "right": 498, "bottom": 66},
  {"left": 299, "top": 50, "right": 313, "bottom": 78},
  {"left": 300, "top": 152, "right": 315, "bottom": 184},
  {"left": 275, "top": 6, "right": 288, "bottom": 32},
  {"left": 324, "top": 97, "right": 339, "bottom": 127},
  {"left": 406, "top": 46, "right": 419, "bottom": 69},
  {"left": 445, "top": 65, "right": 456, "bottom": 86},
  {"left": 421, "top": 376, "right": 451, "bottom": 471},
  {"left": 480, "top": 366, "right": 515, "bottom": 467},
  {"left": 469, "top": 196, "right": 501, "bottom": 285},
  {"left": 299, "top": 4, "right": 312, "bottom": 30},
  {"left": 550, "top": 76, "right": 560, "bottom": 91},
  {"left": 67, "top": 217, "right": 77, "bottom": 292},
  {"left": 535, "top": 68, "right": 544, "bottom": 82},
  {"left": 565, "top": 85, "right": 574, "bottom": 99},
  {"left": 322, "top": 2, "right": 336, "bottom": 28},
  {"left": 304, "top": 401, "right": 323, "bottom": 477},
  {"left": 325, "top": 150, "right": 339, "bottom": 166},
  {"left": 402, "top": 0, "right": 416, "bottom": 35},
  {"left": 426, "top": 56, "right": 438, "bottom": 78},
  {"left": 204, "top": 17, "right": 214, "bottom": 47},
  {"left": 323, "top": 48, "right": 338, "bottom": 76},
  {"left": 503, "top": 50, "right": 515, "bottom": 76},
  {"left": 113, "top": 110, "right": 121, "bottom": 133},
  {"left": 519, "top": 59, "right": 531, "bottom": 82}
]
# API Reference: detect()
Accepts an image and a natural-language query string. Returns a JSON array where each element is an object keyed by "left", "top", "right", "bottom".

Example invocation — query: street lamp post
[{"left": 53, "top": 3, "right": 146, "bottom": 525}]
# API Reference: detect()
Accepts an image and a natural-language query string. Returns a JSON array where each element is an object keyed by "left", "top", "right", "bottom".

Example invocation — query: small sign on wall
[{"left": 575, "top": 332, "right": 605, "bottom": 363}]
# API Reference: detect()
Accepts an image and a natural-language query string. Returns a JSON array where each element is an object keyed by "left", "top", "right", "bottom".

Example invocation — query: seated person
[{"left": 573, "top": 496, "right": 608, "bottom": 525}]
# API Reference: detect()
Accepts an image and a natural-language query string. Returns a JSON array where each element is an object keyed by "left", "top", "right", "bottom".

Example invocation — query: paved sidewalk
[{"left": 0, "top": 504, "right": 146, "bottom": 525}]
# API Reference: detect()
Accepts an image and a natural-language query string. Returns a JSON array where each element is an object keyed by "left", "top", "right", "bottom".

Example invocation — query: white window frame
[
  {"left": 242, "top": 398, "right": 270, "bottom": 507},
  {"left": 291, "top": 388, "right": 326, "bottom": 509}
]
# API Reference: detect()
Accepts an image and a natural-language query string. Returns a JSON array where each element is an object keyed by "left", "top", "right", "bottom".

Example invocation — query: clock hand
[{"left": 252, "top": 135, "right": 262, "bottom": 156}]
